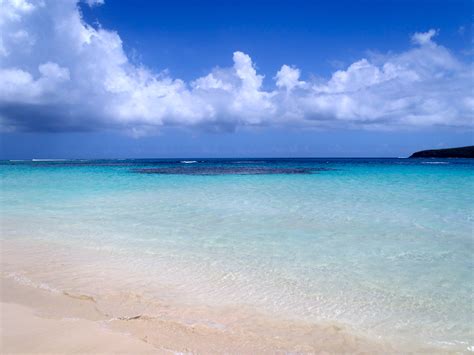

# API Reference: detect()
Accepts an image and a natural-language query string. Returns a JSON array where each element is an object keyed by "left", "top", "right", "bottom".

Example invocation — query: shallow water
[{"left": 1, "top": 158, "right": 473, "bottom": 351}]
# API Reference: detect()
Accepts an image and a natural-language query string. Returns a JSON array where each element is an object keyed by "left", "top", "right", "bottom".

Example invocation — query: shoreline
[
  {"left": 2, "top": 236, "right": 466, "bottom": 353},
  {"left": 0, "top": 239, "right": 399, "bottom": 353},
  {"left": 0, "top": 275, "right": 393, "bottom": 353},
  {"left": 1, "top": 300, "right": 157, "bottom": 353}
]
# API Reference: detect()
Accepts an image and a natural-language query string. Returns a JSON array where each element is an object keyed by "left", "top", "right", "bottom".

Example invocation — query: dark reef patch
[{"left": 133, "top": 166, "right": 333, "bottom": 175}]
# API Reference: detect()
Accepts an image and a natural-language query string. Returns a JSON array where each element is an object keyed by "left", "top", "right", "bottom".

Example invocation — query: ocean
[{"left": 1, "top": 158, "right": 473, "bottom": 351}]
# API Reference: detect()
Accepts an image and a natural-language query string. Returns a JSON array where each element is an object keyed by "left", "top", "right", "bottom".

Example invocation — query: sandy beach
[
  {"left": 0, "top": 237, "right": 383, "bottom": 354},
  {"left": 1, "top": 272, "right": 394, "bottom": 353},
  {"left": 1, "top": 302, "right": 157, "bottom": 353}
]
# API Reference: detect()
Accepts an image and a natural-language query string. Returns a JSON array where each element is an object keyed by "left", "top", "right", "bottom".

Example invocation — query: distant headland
[{"left": 409, "top": 146, "right": 474, "bottom": 158}]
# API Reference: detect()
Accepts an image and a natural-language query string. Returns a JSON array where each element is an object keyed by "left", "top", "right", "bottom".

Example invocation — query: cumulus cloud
[
  {"left": 411, "top": 29, "right": 438, "bottom": 46},
  {"left": 0, "top": 0, "right": 472, "bottom": 133},
  {"left": 275, "top": 65, "right": 305, "bottom": 91}
]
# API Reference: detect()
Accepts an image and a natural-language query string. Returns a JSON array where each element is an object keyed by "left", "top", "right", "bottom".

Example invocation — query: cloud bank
[{"left": 0, "top": 0, "right": 472, "bottom": 134}]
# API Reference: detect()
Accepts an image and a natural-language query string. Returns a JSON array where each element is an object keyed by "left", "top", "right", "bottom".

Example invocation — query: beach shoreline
[
  {"left": 0, "top": 274, "right": 393, "bottom": 353},
  {"left": 0, "top": 239, "right": 397, "bottom": 354},
  {"left": 0, "top": 300, "right": 157, "bottom": 354}
]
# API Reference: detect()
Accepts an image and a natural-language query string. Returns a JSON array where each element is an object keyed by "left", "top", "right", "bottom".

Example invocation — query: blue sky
[
  {"left": 0, "top": 0, "right": 472, "bottom": 158},
  {"left": 81, "top": 0, "right": 472, "bottom": 79}
]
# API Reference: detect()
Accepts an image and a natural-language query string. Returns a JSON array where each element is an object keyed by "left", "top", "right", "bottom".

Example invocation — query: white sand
[
  {"left": 1, "top": 302, "right": 157, "bottom": 354},
  {"left": 0, "top": 239, "right": 399, "bottom": 353},
  {"left": 0, "top": 275, "right": 393, "bottom": 354}
]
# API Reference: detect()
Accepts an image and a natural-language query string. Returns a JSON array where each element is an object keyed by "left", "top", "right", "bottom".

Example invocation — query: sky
[{"left": 0, "top": 0, "right": 472, "bottom": 158}]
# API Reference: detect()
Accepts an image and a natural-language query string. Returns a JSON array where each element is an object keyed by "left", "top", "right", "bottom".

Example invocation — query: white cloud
[
  {"left": 411, "top": 29, "right": 438, "bottom": 46},
  {"left": 0, "top": 0, "right": 472, "bottom": 133},
  {"left": 38, "top": 62, "right": 70, "bottom": 81},
  {"left": 192, "top": 73, "right": 233, "bottom": 91},
  {"left": 84, "top": 0, "right": 104, "bottom": 7},
  {"left": 0, "top": 0, "right": 36, "bottom": 25},
  {"left": 275, "top": 65, "right": 304, "bottom": 91}
]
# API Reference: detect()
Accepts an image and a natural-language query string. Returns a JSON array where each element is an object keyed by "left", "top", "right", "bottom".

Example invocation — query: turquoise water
[{"left": 1, "top": 158, "right": 473, "bottom": 350}]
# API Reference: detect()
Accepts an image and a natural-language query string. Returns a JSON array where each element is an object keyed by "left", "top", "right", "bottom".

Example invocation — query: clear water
[{"left": 1, "top": 158, "right": 473, "bottom": 350}]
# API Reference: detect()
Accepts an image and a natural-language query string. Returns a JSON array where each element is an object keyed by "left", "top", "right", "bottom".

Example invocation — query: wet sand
[{"left": 0, "top": 273, "right": 392, "bottom": 354}]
